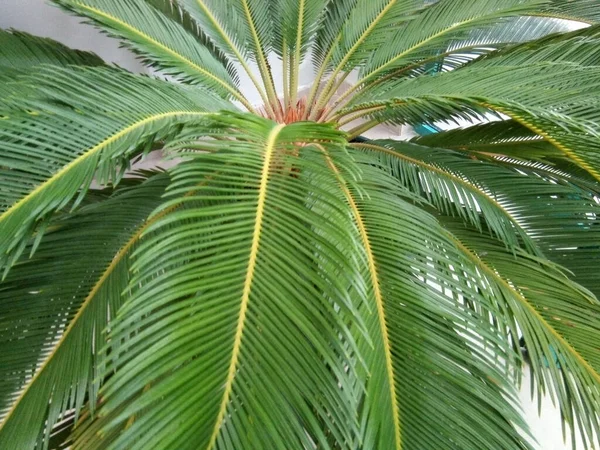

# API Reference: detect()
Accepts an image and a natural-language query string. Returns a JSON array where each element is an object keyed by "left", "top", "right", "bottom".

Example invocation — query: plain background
[{"left": 0, "top": 1, "right": 587, "bottom": 448}]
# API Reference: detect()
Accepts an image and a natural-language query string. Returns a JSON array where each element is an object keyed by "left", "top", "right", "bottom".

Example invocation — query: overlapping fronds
[
  {"left": 412, "top": 120, "right": 600, "bottom": 185},
  {"left": 359, "top": 0, "right": 547, "bottom": 82},
  {"left": 342, "top": 63, "right": 600, "bottom": 182},
  {"left": 351, "top": 140, "right": 540, "bottom": 254},
  {"left": 328, "top": 148, "right": 533, "bottom": 450},
  {"left": 542, "top": 0, "right": 600, "bottom": 23},
  {"left": 2, "top": 1, "right": 600, "bottom": 449},
  {"left": 0, "top": 29, "right": 103, "bottom": 71},
  {"left": 440, "top": 218, "right": 600, "bottom": 450},
  {"left": 0, "top": 174, "right": 170, "bottom": 450},
  {"left": 0, "top": 30, "right": 104, "bottom": 108},
  {"left": 52, "top": 0, "right": 243, "bottom": 102},
  {"left": 0, "top": 66, "right": 225, "bottom": 273},
  {"left": 70, "top": 114, "right": 360, "bottom": 450},
  {"left": 365, "top": 140, "right": 600, "bottom": 298}
]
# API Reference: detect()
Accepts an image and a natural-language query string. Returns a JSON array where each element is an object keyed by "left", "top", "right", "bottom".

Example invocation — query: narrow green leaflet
[
  {"left": 0, "top": 174, "right": 170, "bottom": 450},
  {"left": 0, "top": 66, "right": 224, "bottom": 273}
]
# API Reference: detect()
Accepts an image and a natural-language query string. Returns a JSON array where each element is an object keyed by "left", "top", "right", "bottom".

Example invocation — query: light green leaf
[{"left": 0, "top": 66, "right": 223, "bottom": 273}]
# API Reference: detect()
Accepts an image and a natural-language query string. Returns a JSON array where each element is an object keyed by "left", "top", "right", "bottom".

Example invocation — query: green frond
[
  {"left": 72, "top": 114, "right": 359, "bottom": 450},
  {"left": 0, "top": 173, "right": 170, "bottom": 450},
  {"left": 351, "top": 140, "right": 540, "bottom": 255},
  {"left": 541, "top": 0, "right": 600, "bottom": 24},
  {"left": 475, "top": 24, "right": 600, "bottom": 67},
  {"left": 0, "top": 66, "right": 225, "bottom": 273},
  {"left": 143, "top": 0, "right": 230, "bottom": 67},
  {"left": 329, "top": 0, "right": 424, "bottom": 72},
  {"left": 270, "top": 0, "right": 327, "bottom": 60},
  {"left": 441, "top": 218, "right": 600, "bottom": 449},
  {"left": 411, "top": 120, "right": 600, "bottom": 185},
  {"left": 343, "top": 63, "right": 600, "bottom": 182},
  {"left": 367, "top": 139, "right": 600, "bottom": 300},
  {"left": 359, "top": 0, "right": 547, "bottom": 83},
  {"left": 0, "top": 29, "right": 104, "bottom": 108},
  {"left": 329, "top": 149, "right": 533, "bottom": 450},
  {"left": 52, "top": 0, "right": 242, "bottom": 101},
  {"left": 180, "top": 0, "right": 280, "bottom": 112},
  {"left": 0, "top": 29, "right": 104, "bottom": 71}
]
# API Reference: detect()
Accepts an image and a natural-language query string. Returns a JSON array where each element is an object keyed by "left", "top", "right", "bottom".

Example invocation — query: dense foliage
[{"left": 1, "top": 1, "right": 600, "bottom": 449}]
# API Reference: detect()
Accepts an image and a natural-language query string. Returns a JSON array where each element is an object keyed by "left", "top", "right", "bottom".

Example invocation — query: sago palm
[{"left": 1, "top": 0, "right": 600, "bottom": 449}]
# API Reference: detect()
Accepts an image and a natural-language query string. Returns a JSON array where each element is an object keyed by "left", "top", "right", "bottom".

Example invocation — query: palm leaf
[
  {"left": 542, "top": 0, "right": 600, "bottom": 23},
  {"left": 351, "top": 141, "right": 541, "bottom": 255},
  {"left": 441, "top": 218, "right": 600, "bottom": 449},
  {"left": 327, "top": 148, "right": 533, "bottom": 450},
  {"left": 342, "top": 63, "right": 600, "bottom": 182},
  {"left": 52, "top": 0, "right": 247, "bottom": 104},
  {"left": 0, "top": 29, "right": 104, "bottom": 108},
  {"left": 0, "top": 29, "right": 104, "bottom": 71},
  {"left": 0, "top": 173, "right": 170, "bottom": 449},
  {"left": 366, "top": 140, "right": 600, "bottom": 300},
  {"left": 72, "top": 114, "right": 359, "bottom": 450},
  {"left": 359, "top": 0, "right": 547, "bottom": 83},
  {"left": 411, "top": 120, "right": 600, "bottom": 185},
  {"left": 0, "top": 66, "right": 226, "bottom": 273}
]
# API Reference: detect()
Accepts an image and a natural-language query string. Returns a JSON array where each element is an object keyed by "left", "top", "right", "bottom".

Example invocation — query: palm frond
[
  {"left": 359, "top": 0, "right": 547, "bottom": 83},
  {"left": 269, "top": 0, "right": 328, "bottom": 103},
  {"left": 327, "top": 148, "right": 533, "bottom": 450},
  {"left": 441, "top": 218, "right": 600, "bottom": 449},
  {"left": 541, "top": 0, "right": 600, "bottom": 23},
  {"left": 0, "top": 29, "right": 104, "bottom": 71},
  {"left": 350, "top": 141, "right": 540, "bottom": 255},
  {"left": 411, "top": 120, "right": 600, "bottom": 185},
  {"left": 52, "top": 0, "right": 245, "bottom": 104},
  {"left": 143, "top": 0, "right": 229, "bottom": 66},
  {"left": 0, "top": 66, "right": 225, "bottom": 273},
  {"left": 342, "top": 63, "right": 600, "bottom": 182},
  {"left": 71, "top": 114, "right": 359, "bottom": 450},
  {"left": 0, "top": 29, "right": 104, "bottom": 108},
  {"left": 475, "top": 24, "right": 600, "bottom": 67},
  {"left": 0, "top": 173, "right": 170, "bottom": 450},
  {"left": 366, "top": 140, "right": 600, "bottom": 300}
]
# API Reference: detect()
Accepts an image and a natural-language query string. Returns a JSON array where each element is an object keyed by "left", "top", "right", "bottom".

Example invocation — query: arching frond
[
  {"left": 0, "top": 29, "right": 104, "bottom": 71},
  {"left": 542, "top": 0, "right": 600, "bottom": 24},
  {"left": 0, "top": 30, "right": 104, "bottom": 108},
  {"left": 411, "top": 120, "right": 600, "bottom": 185},
  {"left": 0, "top": 66, "right": 225, "bottom": 273},
  {"left": 359, "top": 0, "right": 545, "bottom": 83},
  {"left": 351, "top": 141, "right": 540, "bottom": 255},
  {"left": 342, "top": 63, "right": 600, "bottom": 182},
  {"left": 441, "top": 218, "right": 600, "bottom": 449},
  {"left": 72, "top": 114, "right": 359, "bottom": 450},
  {"left": 0, "top": 173, "right": 170, "bottom": 450},
  {"left": 366, "top": 140, "right": 600, "bottom": 300},
  {"left": 328, "top": 149, "right": 532, "bottom": 450},
  {"left": 52, "top": 0, "right": 244, "bottom": 103}
]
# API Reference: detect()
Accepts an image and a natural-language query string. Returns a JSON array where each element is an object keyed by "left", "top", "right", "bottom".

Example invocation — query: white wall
[{"left": 0, "top": 1, "right": 586, "bottom": 449}]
